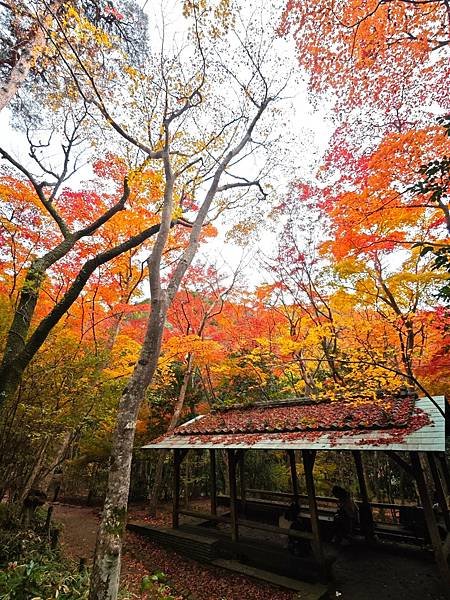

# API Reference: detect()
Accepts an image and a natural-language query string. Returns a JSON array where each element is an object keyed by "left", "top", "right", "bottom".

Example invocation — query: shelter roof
[{"left": 142, "top": 395, "right": 445, "bottom": 452}]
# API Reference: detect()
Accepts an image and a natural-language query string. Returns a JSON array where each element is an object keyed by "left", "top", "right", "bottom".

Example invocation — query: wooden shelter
[{"left": 142, "top": 394, "right": 450, "bottom": 594}]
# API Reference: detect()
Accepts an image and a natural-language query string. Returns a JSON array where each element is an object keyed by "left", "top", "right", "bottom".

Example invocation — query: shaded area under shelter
[{"left": 134, "top": 394, "right": 450, "bottom": 597}]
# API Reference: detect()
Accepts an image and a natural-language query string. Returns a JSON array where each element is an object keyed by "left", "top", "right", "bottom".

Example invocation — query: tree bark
[
  {"left": 88, "top": 302, "right": 166, "bottom": 599},
  {"left": 89, "top": 154, "right": 175, "bottom": 599},
  {"left": 38, "top": 431, "right": 72, "bottom": 496},
  {"left": 18, "top": 437, "right": 51, "bottom": 505},
  {"left": 0, "top": 12, "right": 49, "bottom": 113}
]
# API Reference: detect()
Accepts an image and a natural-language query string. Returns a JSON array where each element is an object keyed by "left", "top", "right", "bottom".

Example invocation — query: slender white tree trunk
[
  {"left": 88, "top": 55, "right": 272, "bottom": 597},
  {"left": 88, "top": 299, "right": 167, "bottom": 599}
]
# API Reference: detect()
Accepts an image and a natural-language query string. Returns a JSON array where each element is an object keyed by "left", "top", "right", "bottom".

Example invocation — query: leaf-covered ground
[
  {"left": 53, "top": 503, "right": 445, "bottom": 600},
  {"left": 53, "top": 504, "right": 295, "bottom": 599}
]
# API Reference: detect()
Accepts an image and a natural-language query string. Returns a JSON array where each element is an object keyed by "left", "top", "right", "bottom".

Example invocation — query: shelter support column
[
  {"left": 410, "top": 451, "right": 450, "bottom": 596},
  {"left": 209, "top": 449, "right": 217, "bottom": 516},
  {"left": 427, "top": 453, "right": 450, "bottom": 531},
  {"left": 352, "top": 450, "right": 375, "bottom": 540},
  {"left": 237, "top": 449, "right": 246, "bottom": 515},
  {"left": 288, "top": 450, "right": 299, "bottom": 506},
  {"left": 227, "top": 449, "right": 239, "bottom": 543},
  {"left": 437, "top": 454, "right": 450, "bottom": 498},
  {"left": 302, "top": 449, "right": 326, "bottom": 577},
  {"left": 172, "top": 449, "right": 188, "bottom": 529}
]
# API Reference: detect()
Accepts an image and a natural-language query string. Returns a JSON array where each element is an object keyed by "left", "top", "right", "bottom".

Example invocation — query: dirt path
[
  {"left": 53, "top": 504, "right": 151, "bottom": 598},
  {"left": 53, "top": 504, "right": 99, "bottom": 563}
]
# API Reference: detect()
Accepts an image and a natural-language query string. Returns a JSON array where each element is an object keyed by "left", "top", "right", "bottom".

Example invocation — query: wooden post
[
  {"left": 238, "top": 450, "right": 246, "bottom": 514},
  {"left": 227, "top": 449, "right": 239, "bottom": 543},
  {"left": 427, "top": 453, "right": 450, "bottom": 531},
  {"left": 172, "top": 449, "right": 188, "bottom": 529},
  {"left": 352, "top": 450, "right": 374, "bottom": 539},
  {"left": 209, "top": 449, "right": 217, "bottom": 516},
  {"left": 437, "top": 454, "right": 450, "bottom": 497},
  {"left": 410, "top": 451, "right": 450, "bottom": 596},
  {"left": 288, "top": 450, "right": 299, "bottom": 506},
  {"left": 302, "top": 449, "right": 326, "bottom": 578},
  {"left": 173, "top": 449, "right": 181, "bottom": 529}
]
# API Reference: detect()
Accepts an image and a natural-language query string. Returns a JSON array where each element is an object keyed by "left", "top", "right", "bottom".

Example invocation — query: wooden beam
[
  {"left": 227, "top": 449, "right": 239, "bottom": 543},
  {"left": 352, "top": 451, "right": 375, "bottom": 540},
  {"left": 410, "top": 451, "right": 450, "bottom": 597},
  {"left": 301, "top": 449, "right": 326, "bottom": 577},
  {"left": 209, "top": 449, "right": 217, "bottom": 516},
  {"left": 287, "top": 450, "right": 299, "bottom": 505},
  {"left": 427, "top": 453, "right": 450, "bottom": 531},
  {"left": 385, "top": 451, "right": 414, "bottom": 477}
]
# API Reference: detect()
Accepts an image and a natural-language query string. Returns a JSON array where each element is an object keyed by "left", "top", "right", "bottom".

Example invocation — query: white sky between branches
[
  {"left": 0, "top": 0, "right": 333, "bottom": 290},
  {"left": 141, "top": 0, "right": 334, "bottom": 288}
]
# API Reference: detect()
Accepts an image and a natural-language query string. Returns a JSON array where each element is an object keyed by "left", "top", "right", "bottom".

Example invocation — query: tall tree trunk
[
  {"left": 88, "top": 299, "right": 166, "bottom": 600},
  {"left": 88, "top": 75, "right": 272, "bottom": 600},
  {"left": 18, "top": 437, "right": 51, "bottom": 505},
  {"left": 1, "top": 19, "right": 46, "bottom": 113},
  {"left": 0, "top": 236, "right": 76, "bottom": 404},
  {"left": 89, "top": 157, "right": 175, "bottom": 599},
  {"left": 38, "top": 431, "right": 72, "bottom": 496},
  {"left": 0, "top": 1, "right": 66, "bottom": 113},
  {"left": 0, "top": 260, "right": 50, "bottom": 405}
]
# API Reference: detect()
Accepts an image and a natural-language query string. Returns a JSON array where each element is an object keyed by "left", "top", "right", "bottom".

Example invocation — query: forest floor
[{"left": 53, "top": 503, "right": 446, "bottom": 600}]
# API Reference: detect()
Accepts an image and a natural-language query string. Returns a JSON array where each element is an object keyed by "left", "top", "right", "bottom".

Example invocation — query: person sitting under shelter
[
  {"left": 282, "top": 501, "right": 310, "bottom": 557},
  {"left": 332, "top": 485, "right": 358, "bottom": 544}
]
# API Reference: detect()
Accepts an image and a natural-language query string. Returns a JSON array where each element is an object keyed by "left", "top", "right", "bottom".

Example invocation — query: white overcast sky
[
  {"left": 139, "top": 0, "right": 334, "bottom": 286},
  {"left": 0, "top": 0, "right": 334, "bottom": 290}
]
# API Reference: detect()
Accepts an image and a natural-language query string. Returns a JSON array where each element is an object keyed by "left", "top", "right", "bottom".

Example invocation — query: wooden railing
[
  {"left": 244, "top": 488, "right": 421, "bottom": 513},
  {"left": 178, "top": 508, "right": 314, "bottom": 540}
]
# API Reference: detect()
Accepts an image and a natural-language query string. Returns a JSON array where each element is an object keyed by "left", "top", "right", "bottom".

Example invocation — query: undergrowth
[
  {"left": 0, "top": 503, "right": 88, "bottom": 600},
  {"left": 0, "top": 503, "right": 180, "bottom": 600}
]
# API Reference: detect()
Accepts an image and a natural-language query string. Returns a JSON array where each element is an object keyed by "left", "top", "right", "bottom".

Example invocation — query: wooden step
[
  {"left": 127, "top": 522, "right": 220, "bottom": 562},
  {"left": 211, "top": 559, "right": 328, "bottom": 599}
]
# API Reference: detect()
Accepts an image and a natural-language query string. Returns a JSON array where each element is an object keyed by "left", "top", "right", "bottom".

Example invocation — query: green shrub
[
  {"left": 0, "top": 508, "right": 88, "bottom": 600},
  {"left": 0, "top": 504, "right": 21, "bottom": 532},
  {"left": 0, "top": 558, "right": 89, "bottom": 600}
]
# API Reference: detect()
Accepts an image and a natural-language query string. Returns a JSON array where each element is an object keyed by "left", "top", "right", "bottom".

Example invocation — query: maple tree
[
  {"left": 0, "top": 146, "right": 175, "bottom": 407},
  {"left": 0, "top": 159, "right": 167, "bottom": 504},
  {"left": 147, "top": 263, "right": 237, "bottom": 514},
  {"left": 80, "top": 3, "right": 286, "bottom": 597},
  {"left": 264, "top": 177, "right": 449, "bottom": 410},
  {"left": 0, "top": 0, "right": 175, "bottom": 409},
  {"left": 279, "top": 0, "right": 450, "bottom": 135},
  {"left": 269, "top": 0, "right": 450, "bottom": 401}
]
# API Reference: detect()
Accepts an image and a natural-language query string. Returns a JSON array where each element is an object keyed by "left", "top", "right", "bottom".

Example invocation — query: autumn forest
[{"left": 0, "top": 0, "right": 449, "bottom": 599}]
